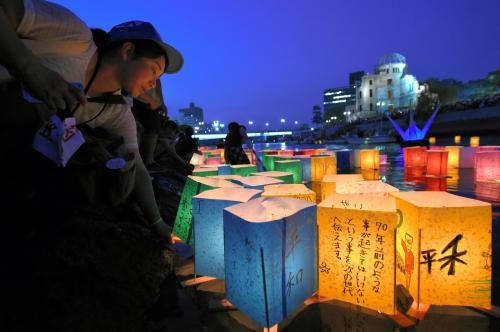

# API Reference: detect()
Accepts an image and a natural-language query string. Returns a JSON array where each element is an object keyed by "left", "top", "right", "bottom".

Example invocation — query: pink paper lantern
[
  {"left": 426, "top": 150, "right": 448, "bottom": 177},
  {"left": 205, "top": 157, "right": 222, "bottom": 165},
  {"left": 477, "top": 146, "right": 500, "bottom": 152},
  {"left": 403, "top": 147, "right": 427, "bottom": 167},
  {"left": 475, "top": 151, "right": 500, "bottom": 182},
  {"left": 380, "top": 154, "right": 388, "bottom": 165}
]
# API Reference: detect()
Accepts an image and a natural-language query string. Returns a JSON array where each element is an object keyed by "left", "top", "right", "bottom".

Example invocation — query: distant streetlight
[
  {"left": 248, "top": 120, "right": 253, "bottom": 125},
  {"left": 280, "top": 118, "right": 285, "bottom": 123},
  {"left": 294, "top": 120, "right": 298, "bottom": 125},
  {"left": 265, "top": 122, "right": 269, "bottom": 127}
]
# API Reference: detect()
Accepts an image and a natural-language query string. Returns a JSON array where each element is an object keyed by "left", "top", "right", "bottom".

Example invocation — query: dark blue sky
[{"left": 55, "top": 0, "right": 500, "bottom": 129}]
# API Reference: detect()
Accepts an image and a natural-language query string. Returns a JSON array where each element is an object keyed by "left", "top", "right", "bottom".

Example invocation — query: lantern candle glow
[
  {"left": 470, "top": 136, "right": 480, "bottom": 147},
  {"left": 403, "top": 147, "right": 427, "bottom": 167},
  {"left": 360, "top": 149, "right": 380, "bottom": 170},
  {"left": 311, "top": 156, "right": 337, "bottom": 182},
  {"left": 425, "top": 150, "right": 448, "bottom": 177},
  {"left": 445, "top": 146, "right": 462, "bottom": 168}
]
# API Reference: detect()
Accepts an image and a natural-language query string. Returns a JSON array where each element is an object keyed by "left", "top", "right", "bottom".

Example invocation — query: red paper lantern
[
  {"left": 426, "top": 150, "right": 448, "bottom": 177},
  {"left": 403, "top": 147, "right": 427, "bottom": 167}
]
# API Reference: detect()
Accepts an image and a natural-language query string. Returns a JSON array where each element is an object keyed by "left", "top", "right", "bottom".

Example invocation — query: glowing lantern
[
  {"left": 429, "top": 146, "right": 445, "bottom": 151},
  {"left": 445, "top": 146, "right": 462, "bottom": 168},
  {"left": 360, "top": 149, "right": 380, "bottom": 170},
  {"left": 230, "top": 164, "right": 258, "bottom": 177},
  {"left": 454, "top": 135, "right": 462, "bottom": 144},
  {"left": 217, "top": 148, "right": 225, "bottom": 162},
  {"left": 262, "top": 154, "right": 290, "bottom": 171},
  {"left": 291, "top": 156, "right": 312, "bottom": 182},
  {"left": 335, "top": 180, "right": 399, "bottom": 196},
  {"left": 173, "top": 176, "right": 242, "bottom": 244},
  {"left": 311, "top": 181, "right": 322, "bottom": 203},
  {"left": 252, "top": 171, "right": 294, "bottom": 184},
  {"left": 361, "top": 169, "right": 380, "bottom": 181},
  {"left": 261, "top": 184, "right": 316, "bottom": 203},
  {"left": 458, "top": 147, "right": 477, "bottom": 168},
  {"left": 390, "top": 191, "right": 491, "bottom": 307},
  {"left": 275, "top": 160, "right": 302, "bottom": 184},
  {"left": 311, "top": 156, "right": 337, "bottom": 182},
  {"left": 475, "top": 182, "right": 500, "bottom": 201},
  {"left": 470, "top": 136, "right": 480, "bottom": 147},
  {"left": 190, "top": 152, "right": 205, "bottom": 165},
  {"left": 475, "top": 151, "right": 500, "bottom": 182},
  {"left": 223, "top": 197, "right": 318, "bottom": 327},
  {"left": 318, "top": 193, "right": 398, "bottom": 314},
  {"left": 229, "top": 175, "right": 283, "bottom": 190},
  {"left": 278, "top": 150, "right": 294, "bottom": 156},
  {"left": 425, "top": 150, "right": 448, "bottom": 177},
  {"left": 478, "top": 146, "right": 500, "bottom": 152},
  {"left": 244, "top": 149, "right": 256, "bottom": 165},
  {"left": 321, "top": 174, "right": 364, "bottom": 201},
  {"left": 353, "top": 149, "right": 361, "bottom": 168},
  {"left": 379, "top": 154, "right": 388, "bottom": 165},
  {"left": 294, "top": 149, "right": 316, "bottom": 156},
  {"left": 425, "top": 177, "right": 447, "bottom": 191},
  {"left": 217, "top": 164, "right": 232, "bottom": 175},
  {"left": 193, "top": 167, "right": 218, "bottom": 177},
  {"left": 403, "top": 147, "right": 427, "bottom": 167},
  {"left": 192, "top": 187, "right": 261, "bottom": 279},
  {"left": 404, "top": 166, "right": 426, "bottom": 182},
  {"left": 205, "top": 156, "right": 221, "bottom": 165},
  {"left": 335, "top": 150, "right": 352, "bottom": 170},
  {"left": 429, "top": 137, "right": 436, "bottom": 145}
]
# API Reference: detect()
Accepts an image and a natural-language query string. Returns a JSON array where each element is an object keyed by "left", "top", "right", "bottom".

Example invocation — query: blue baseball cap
[{"left": 108, "top": 20, "right": 183, "bottom": 74}]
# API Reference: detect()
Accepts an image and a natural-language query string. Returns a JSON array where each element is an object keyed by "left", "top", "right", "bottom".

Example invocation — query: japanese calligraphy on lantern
[
  {"left": 261, "top": 184, "right": 316, "bottom": 203},
  {"left": 391, "top": 191, "right": 492, "bottom": 307},
  {"left": 318, "top": 194, "right": 397, "bottom": 314}
]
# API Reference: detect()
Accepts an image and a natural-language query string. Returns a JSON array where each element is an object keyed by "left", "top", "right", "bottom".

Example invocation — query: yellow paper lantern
[
  {"left": 454, "top": 135, "right": 462, "bottom": 144},
  {"left": 390, "top": 191, "right": 492, "bottom": 307},
  {"left": 470, "top": 136, "right": 480, "bottom": 148},
  {"left": 361, "top": 169, "right": 380, "bottom": 180},
  {"left": 335, "top": 180, "right": 399, "bottom": 196},
  {"left": 311, "top": 156, "right": 337, "bottom": 182},
  {"left": 318, "top": 193, "right": 398, "bottom": 314},
  {"left": 360, "top": 149, "right": 380, "bottom": 170},
  {"left": 321, "top": 174, "right": 364, "bottom": 201},
  {"left": 444, "top": 146, "right": 462, "bottom": 168},
  {"left": 261, "top": 184, "right": 316, "bottom": 203},
  {"left": 429, "top": 137, "right": 436, "bottom": 145}
]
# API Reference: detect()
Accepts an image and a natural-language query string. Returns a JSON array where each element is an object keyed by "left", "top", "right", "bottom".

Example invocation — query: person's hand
[{"left": 20, "top": 58, "right": 86, "bottom": 110}]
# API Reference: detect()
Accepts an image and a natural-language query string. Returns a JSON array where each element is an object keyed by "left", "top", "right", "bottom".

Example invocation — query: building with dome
[{"left": 349, "top": 53, "right": 426, "bottom": 122}]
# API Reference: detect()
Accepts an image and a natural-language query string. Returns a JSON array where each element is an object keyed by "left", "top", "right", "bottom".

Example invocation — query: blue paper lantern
[
  {"left": 335, "top": 149, "right": 352, "bottom": 170},
  {"left": 192, "top": 187, "right": 262, "bottom": 279},
  {"left": 224, "top": 197, "right": 318, "bottom": 327},
  {"left": 230, "top": 175, "right": 284, "bottom": 190}
]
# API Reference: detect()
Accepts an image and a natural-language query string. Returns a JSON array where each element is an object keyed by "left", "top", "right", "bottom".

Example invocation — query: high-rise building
[
  {"left": 323, "top": 86, "right": 356, "bottom": 123},
  {"left": 349, "top": 71, "right": 366, "bottom": 86},
  {"left": 179, "top": 102, "right": 204, "bottom": 127},
  {"left": 352, "top": 53, "right": 426, "bottom": 122}
]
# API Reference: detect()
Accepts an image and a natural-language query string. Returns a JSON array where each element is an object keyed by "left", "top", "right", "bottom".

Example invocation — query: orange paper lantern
[
  {"left": 454, "top": 135, "right": 461, "bottom": 144},
  {"left": 360, "top": 149, "right": 380, "bottom": 170},
  {"left": 470, "top": 136, "right": 480, "bottom": 147},
  {"left": 425, "top": 150, "right": 448, "bottom": 177},
  {"left": 429, "top": 137, "right": 436, "bottom": 145},
  {"left": 403, "top": 147, "right": 427, "bottom": 167},
  {"left": 445, "top": 146, "right": 462, "bottom": 168}
]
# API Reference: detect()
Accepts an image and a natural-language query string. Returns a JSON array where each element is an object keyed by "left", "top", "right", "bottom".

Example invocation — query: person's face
[{"left": 119, "top": 42, "right": 165, "bottom": 97}]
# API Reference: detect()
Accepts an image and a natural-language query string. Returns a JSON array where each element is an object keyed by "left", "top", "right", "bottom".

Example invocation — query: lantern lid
[
  {"left": 225, "top": 196, "right": 315, "bottom": 223},
  {"left": 188, "top": 175, "right": 242, "bottom": 188},
  {"left": 336, "top": 180, "right": 399, "bottom": 194},
  {"left": 319, "top": 193, "right": 397, "bottom": 212},
  {"left": 322, "top": 174, "right": 364, "bottom": 183},
  {"left": 230, "top": 175, "right": 283, "bottom": 187},
  {"left": 251, "top": 171, "right": 293, "bottom": 177},
  {"left": 209, "top": 175, "right": 244, "bottom": 181},
  {"left": 261, "top": 184, "right": 314, "bottom": 197},
  {"left": 230, "top": 164, "right": 257, "bottom": 169},
  {"left": 193, "top": 187, "right": 261, "bottom": 202},
  {"left": 390, "top": 191, "right": 491, "bottom": 208},
  {"left": 275, "top": 160, "right": 300, "bottom": 164}
]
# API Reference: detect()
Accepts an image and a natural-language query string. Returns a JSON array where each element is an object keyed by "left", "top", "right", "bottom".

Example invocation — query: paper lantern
[
  {"left": 477, "top": 146, "right": 500, "bottom": 152},
  {"left": 278, "top": 150, "right": 294, "bottom": 156},
  {"left": 261, "top": 184, "right": 316, "bottom": 203},
  {"left": 224, "top": 197, "right": 318, "bottom": 327},
  {"left": 429, "top": 137, "right": 436, "bottom": 145},
  {"left": 426, "top": 150, "right": 448, "bottom": 177},
  {"left": 190, "top": 152, "right": 205, "bottom": 165},
  {"left": 318, "top": 193, "right": 398, "bottom": 314},
  {"left": 425, "top": 177, "right": 447, "bottom": 191},
  {"left": 192, "top": 187, "right": 261, "bottom": 279},
  {"left": 230, "top": 164, "right": 258, "bottom": 177},
  {"left": 311, "top": 181, "right": 322, "bottom": 203},
  {"left": 353, "top": 150, "right": 361, "bottom": 168},
  {"left": 335, "top": 180, "right": 399, "bottom": 196},
  {"left": 445, "top": 146, "right": 462, "bottom": 168},
  {"left": 311, "top": 156, "right": 337, "bottom": 182},
  {"left": 458, "top": 147, "right": 477, "bottom": 168},
  {"left": 217, "top": 164, "right": 232, "bottom": 175},
  {"left": 229, "top": 175, "right": 283, "bottom": 190},
  {"left": 251, "top": 171, "right": 294, "bottom": 184},
  {"left": 321, "top": 174, "right": 364, "bottom": 201},
  {"left": 390, "top": 191, "right": 491, "bottom": 307},
  {"left": 446, "top": 167, "right": 460, "bottom": 188},
  {"left": 262, "top": 154, "right": 290, "bottom": 171},
  {"left": 361, "top": 169, "right": 380, "bottom": 181},
  {"left": 403, "top": 147, "right": 427, "bottom": 167},
  {"left": 205, "top": 156, "right": 221, "bottom": 165},
  {"left": 379, "top": 154, "right": 388, "bottom": 165},
  {"left": 475, "top": 182, "right": 500, "bottom": 201},
  {"left": 275, "top": 160, "right": 302, "bottom": 184},
  {"left": 193, "top": 167, "right": 218, "bottom": 177},
  {"left": 172, "top": 176, "right": 242, "bottom": 244},
  {"left": 404, "top": 166, "right": 426, "bottom": 179},
  {"left": 360, "top": 149, "right": 380, "bottom": 170},
  {"left": 454, "top": 135, "right": 461, "bottom": 144},
  {"left": 470, "top": 136, "right": 480, "bottom": 147},
  {"left": 294, "top": 149, "right": 316, "bottom": 156},
  {"left": 290, "top": 156, "right": 312, "bottom": 182},
  {"left": 429, "top": 146, "right": 445, "bottom": 151},
  {"left": 244, "top": 149, "right": 256, "bottom": 165},
  {"left": 335, "top": 150, "right": 352, "bottom": 170},
  {"left": 475, "top": 151, "right": 500, "bottom": 182}
]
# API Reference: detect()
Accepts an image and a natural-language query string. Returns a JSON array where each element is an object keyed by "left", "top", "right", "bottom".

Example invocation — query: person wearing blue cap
[{"left": 0, "top": 0, "right": 183, "bottom": 241}]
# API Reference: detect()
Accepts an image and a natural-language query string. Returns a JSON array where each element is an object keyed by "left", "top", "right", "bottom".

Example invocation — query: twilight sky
[{"left": 55, "top": 0, "right": 500, "bottom": 130}]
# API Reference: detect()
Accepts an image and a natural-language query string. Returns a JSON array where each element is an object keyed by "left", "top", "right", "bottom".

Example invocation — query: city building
[
  {"left": 323, "top": 71, "right": 365, "bottom": 123},
  {"left": 351, "top": 53, "right": 426, "bottom": 122},
  {"left": 349, "top": 71, "right": 366, "bottom": 86},
  {"left": 178, "top": 102, "right": 204, "bottom": 127}
]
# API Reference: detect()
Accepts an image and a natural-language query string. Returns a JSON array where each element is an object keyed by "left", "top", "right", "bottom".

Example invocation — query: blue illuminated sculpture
[
  {"left": 192, "top": 187, "right": 262, "bottom": 279},
  {"left": 387, "top": 107, "right": 440, "bottom": 142},
  {"left": 224, "top": 197, "right": 318, "bottom": 327}
]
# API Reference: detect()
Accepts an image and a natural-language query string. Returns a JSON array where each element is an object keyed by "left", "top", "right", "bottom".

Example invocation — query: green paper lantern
[
  {"left": 275, "top": 160, "right": 302, "bottom": 184},
  {"left": 230, "top": 164, "right": 258, "bottom": 177}
]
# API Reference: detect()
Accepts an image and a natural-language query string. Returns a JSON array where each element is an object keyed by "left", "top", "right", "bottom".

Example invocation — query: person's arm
[
  {"left": 131, "top": 148, "right": 172, "bottom": 240},
  {"left": 0, "top": 0, "right": 85, "bottom": 110}
]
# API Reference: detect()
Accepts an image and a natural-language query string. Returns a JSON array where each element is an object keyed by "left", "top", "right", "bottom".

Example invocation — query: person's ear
[{"left": 120, "top": 42, "right": 135, "bottom": 61}]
